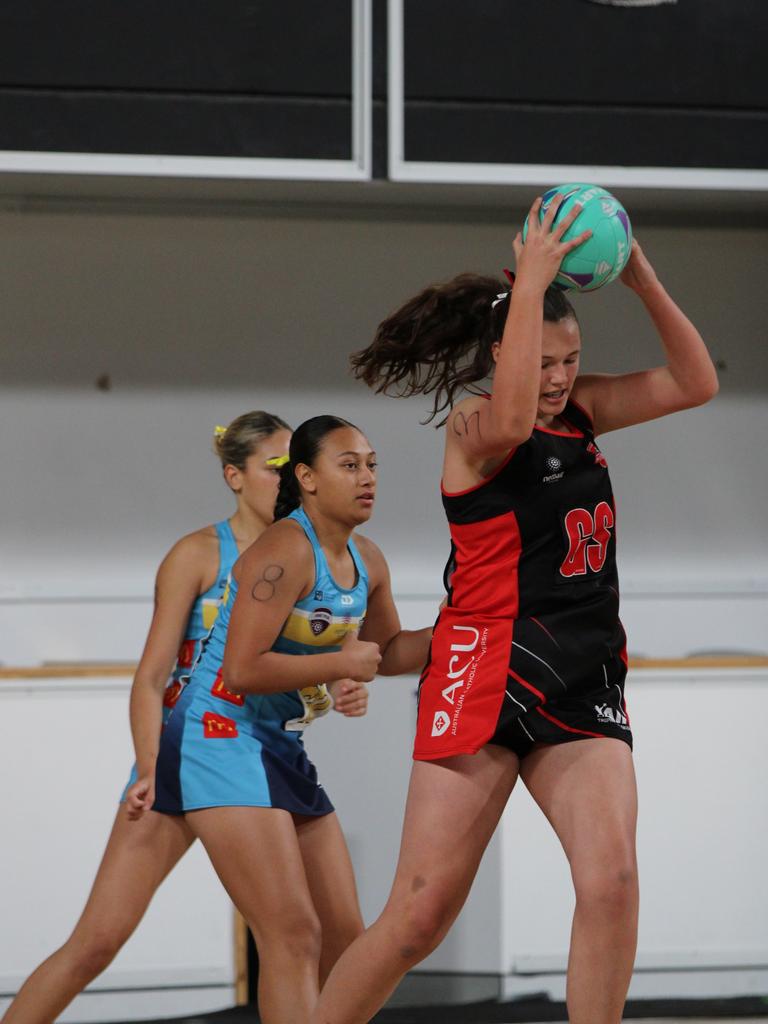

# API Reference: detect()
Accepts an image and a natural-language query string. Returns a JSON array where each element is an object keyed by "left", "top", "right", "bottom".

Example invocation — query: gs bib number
[{"left": 560, "top": 501, "right": 614, "bottom": 577}]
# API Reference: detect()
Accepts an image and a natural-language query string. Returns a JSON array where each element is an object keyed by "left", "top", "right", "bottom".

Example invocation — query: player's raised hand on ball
[
  {"left": 620, "top": 238, "right": 659, "bottom": 295},
  {"left": 514, "top": 194, "right": 592, "bottom": 292}
]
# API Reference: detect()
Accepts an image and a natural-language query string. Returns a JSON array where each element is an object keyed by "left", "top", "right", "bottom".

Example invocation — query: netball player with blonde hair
[{"left": 2, "top": 411, "right": 368, "bottom": 1024}]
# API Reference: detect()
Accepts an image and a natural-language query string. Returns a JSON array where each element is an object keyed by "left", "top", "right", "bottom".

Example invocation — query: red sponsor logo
[
  {"left": 211, "top": 668, "right": 244, "bottom": 707},
  {"left": 177, "top": 640, "right": 196, "bottom": 669},
  {"left": 202, "top": 711, "right": 239, "bottom": 739},
  {"left": 163, "top": 680, "right": 183, "bottom": 708},
  {"left": 586, "top": 441, "right": 608, "bottom": 469}
]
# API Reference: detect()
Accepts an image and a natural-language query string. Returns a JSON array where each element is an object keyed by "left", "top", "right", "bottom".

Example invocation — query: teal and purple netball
[{"left": 522, "top": 183, "right": 633, "bottom": 292}]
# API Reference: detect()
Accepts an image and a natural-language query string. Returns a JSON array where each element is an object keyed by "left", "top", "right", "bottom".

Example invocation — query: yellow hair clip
[
  {"left": 266, "top": 454, "right": 290, "bottom": 468},
  {"left": 213, "top": 425, "right": 227, "bottom": 438}
]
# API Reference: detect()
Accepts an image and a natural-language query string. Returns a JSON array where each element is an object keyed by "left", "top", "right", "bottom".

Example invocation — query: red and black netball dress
[{"left": 414, "top": 399, "right": 631, "bottom": 761}]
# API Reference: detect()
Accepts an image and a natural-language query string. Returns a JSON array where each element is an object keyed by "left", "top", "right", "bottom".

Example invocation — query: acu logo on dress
[{"left": 431, "top": 710, "right": 451, "bottom": 737}]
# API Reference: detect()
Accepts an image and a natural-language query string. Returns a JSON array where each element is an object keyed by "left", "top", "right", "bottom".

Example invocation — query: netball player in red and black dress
[{"left": 310, "top": 195, "right": 719, "bottom": 1024}]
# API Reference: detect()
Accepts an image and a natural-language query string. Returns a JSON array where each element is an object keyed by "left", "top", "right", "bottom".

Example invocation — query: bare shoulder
[
  {"left": 352, "top": 532, "right": 390, "bottom": 586},
  {"left": 352, "top": 531, "right": 384, "bottom": 562},
  {"left": 237, "top": 518, "right": 313, "bottom": 575},
  {"left": 170, "top": 524, "right": 219, "bottom": 557},
  {"left": 570, "top": 375, "right": 607, "bottom": 420},
  {"left": 157, "top": 526, "right": 219, "bottom": 584}
]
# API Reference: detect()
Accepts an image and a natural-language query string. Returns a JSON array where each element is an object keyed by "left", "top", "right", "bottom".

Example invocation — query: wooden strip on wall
[
  {"left": 3, "top": 657, "right": 768, "bottom": 680},
  {"left": 630, "top": 656, "right": 768, "bottom": 670},
  {"left": 0, "top": 663, "right": 138, "bottom": 678}
]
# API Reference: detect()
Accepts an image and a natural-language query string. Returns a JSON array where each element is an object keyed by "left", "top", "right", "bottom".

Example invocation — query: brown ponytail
[{"left": 351, "top": 274, "right": 577, "bottom": 425}]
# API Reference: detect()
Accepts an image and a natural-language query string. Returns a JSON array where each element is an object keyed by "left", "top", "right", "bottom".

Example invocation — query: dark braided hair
[
  {"left": 351, "top": 274, "right": 577, "bottom": 425},
  {"left": 274, "top": 415, "right": 360, "bottom": 520}
]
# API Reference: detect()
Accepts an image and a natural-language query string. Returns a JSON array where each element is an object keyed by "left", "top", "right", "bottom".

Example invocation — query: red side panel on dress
[{"left": 414, "top": 511, "right": 521, "bottom": 759}]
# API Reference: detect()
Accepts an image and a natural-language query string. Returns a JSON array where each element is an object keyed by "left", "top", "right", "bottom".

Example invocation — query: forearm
[
  {"left": 640, "top": 282, "right": 719, "bottom": 401},
  {"left": 224, "top": 649, "right": 351, "bottom": 695},
  {"left": 378, "top": 627, "right": 432, "bottom": 676},
  {"left": 129, "top": 681, "right": 165, "bottom": 776},
  {"left": 491, "top": 282, "right": 546, "bottom": 433}
]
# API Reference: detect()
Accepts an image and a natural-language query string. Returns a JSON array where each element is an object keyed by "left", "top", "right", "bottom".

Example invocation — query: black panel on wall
[
  {"left": 0, "top": 0, "right": 353, "bottom": 158},
  {"left": 403, "top": 0, "right": 768, "bottom": 170}
]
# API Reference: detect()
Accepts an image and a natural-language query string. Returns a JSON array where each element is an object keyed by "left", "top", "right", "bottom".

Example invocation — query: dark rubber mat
[
  {"left": 373, "top": 995, "right": 768, "bottom": 1022},
  {"left": 119, "top": 993, "right": 768, "bottom": 1024}
]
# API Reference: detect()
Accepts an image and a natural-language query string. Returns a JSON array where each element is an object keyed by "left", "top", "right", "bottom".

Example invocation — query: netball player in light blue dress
[
  {"left": 3, "top": 412, "right": 369, "bottom": 1024},
  {"left": 153, "top": 415, "right": 434, "bottom": 1024}
]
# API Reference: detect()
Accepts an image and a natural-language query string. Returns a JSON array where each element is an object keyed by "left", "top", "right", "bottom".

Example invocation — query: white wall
[
  {"left": 497, "top": 667, "right": 768, "bottom": 1001},
  {"left": 1, "top": 204, "right": 767, "bottom": 613},
  {"left": 1, "top": 196, "right": 766, "bottom": 1009},
  {"left": 0, "top": 674, "right": 236, "bottom": 1022}
]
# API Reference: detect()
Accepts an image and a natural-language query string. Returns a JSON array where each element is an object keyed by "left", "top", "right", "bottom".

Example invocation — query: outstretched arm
[
  {"left": 355, "top": 535, "right": 433, "bottom": 676},
  {"left": 223, "top": 520, "right": 381, "bottom": 694},
  {"left": 572, "top": 239, "right": 719, "bottom": 435}
]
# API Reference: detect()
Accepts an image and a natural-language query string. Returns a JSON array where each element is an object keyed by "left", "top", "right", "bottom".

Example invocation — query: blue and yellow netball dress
[
  {"left": 122, "top": 520, "right": 239, "bottom": 793},
  {"left": 153, "top": 507, "right": 369, "bottom": 816}
]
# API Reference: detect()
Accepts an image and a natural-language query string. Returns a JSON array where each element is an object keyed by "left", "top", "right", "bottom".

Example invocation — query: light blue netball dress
[
  {"left": 122, "top": 520, "right": 239, "bottom": 794},
  {"left": 153, "top": 507, "right": 369, "bottom": 816}
]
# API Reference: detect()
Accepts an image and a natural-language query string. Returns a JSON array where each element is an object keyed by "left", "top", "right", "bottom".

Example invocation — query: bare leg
[
  {"left": 2, "top": 808, "right": 194, "bottom": 1024},
  {"left": 187, "top": 806, "right": 324, "bottom": 1024},
  {"left": 521, "top": 739, "right": 639, "bottom": 1024},
  {"left": 294, "top": 813, "right": 364, "bottom": 984},
  {"left": 311, "top": 744, "right": 520, "bottom": 1024}
]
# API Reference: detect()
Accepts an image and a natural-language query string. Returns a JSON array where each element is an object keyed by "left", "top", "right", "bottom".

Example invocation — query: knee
[
  {"left": 574, "top": 858, "right": 639, "bottom": 918},
  {"left": 251, "top": 905, "right": 323, "bottom": 963},
  {"left": 390, "top": 891, "right": 456, "bottom": 967},
  {"left": 329, "top": 913, "right": 365, "bottom": 956},
  {"left": 67, "top": 929, "right": 126, "bottom": 980}
]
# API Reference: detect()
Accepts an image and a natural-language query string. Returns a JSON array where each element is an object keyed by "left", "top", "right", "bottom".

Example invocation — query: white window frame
[
  {"left": 387, "top": 0, "right": 768, "bottom": 192},
  {"left": 0, "top": 0, "right": 372, "bottom": 182}
]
